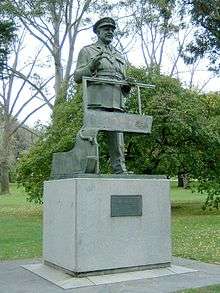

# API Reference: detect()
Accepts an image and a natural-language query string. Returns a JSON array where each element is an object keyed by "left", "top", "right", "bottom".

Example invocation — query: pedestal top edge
[{"left": 45, "top": 174, "right": 168, "bottom": 183}]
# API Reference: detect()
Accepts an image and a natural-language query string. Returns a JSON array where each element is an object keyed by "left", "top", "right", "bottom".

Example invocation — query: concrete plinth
[{"left": 43, "top": 176, "right": 171, "bottom": 276}]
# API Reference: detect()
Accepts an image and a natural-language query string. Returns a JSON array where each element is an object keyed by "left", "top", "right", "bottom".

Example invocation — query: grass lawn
[
  {"left": 0, "top": 182, "right": 219, "bottom": 264},
  {"left": 0, "top": 184, "right": 42, "bottom": 260},
  {"left": 179, "top": 284, "right": 220, "bottom": 292},
  {"left": 171, "top": 182, "right": 220, "bottom": 264}
]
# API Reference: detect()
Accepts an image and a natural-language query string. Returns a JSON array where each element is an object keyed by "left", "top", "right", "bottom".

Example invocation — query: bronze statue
[
  {"left": 50, "top": 18, "right": 153, "bottom": 179},
  {"left": 74, "top": 17, "right": 131, "bottom": 174}
]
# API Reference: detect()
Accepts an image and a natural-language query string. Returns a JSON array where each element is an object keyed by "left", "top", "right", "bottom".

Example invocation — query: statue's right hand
[{"left": 90, "top": 52, "right": 103, "bottom": 72}]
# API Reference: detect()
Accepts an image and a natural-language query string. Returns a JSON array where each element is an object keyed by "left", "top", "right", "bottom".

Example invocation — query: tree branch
[
  {"left": 198, "top": 77, "right": 213, "bottom": 92},
  {"left": 8, "top": 67, "right": 54, "bottom": 109},
  {"left": 10, "top": 97, "right": 53, "bottom": 137},
  {"left": 13, "top": 76, "right": 54, "bottom": 119},
  {"left": 19, "top": 18, "right": 54, "bottom": 57},
  {"left": 9, "top": 46, "right": 44, "bottom": 115}
]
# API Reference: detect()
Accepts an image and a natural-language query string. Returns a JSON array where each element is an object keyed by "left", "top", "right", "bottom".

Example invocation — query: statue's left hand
[
  {"left": 121, "top": 77, "right": 136, "bottom": 94},
  {"left": 125, "top": 77, "right": 136, "bottom": 85}
]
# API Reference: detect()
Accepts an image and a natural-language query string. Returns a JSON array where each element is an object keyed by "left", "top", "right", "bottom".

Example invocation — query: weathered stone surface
[
  {"left": 43, "top": 177, "right": 171, "bottom": 274},
  {"left": 2, "top": 257, "right": 220, "bottom": 292},
  {"left": 22, "top": 263, "right": 196, "bottom": 289}
]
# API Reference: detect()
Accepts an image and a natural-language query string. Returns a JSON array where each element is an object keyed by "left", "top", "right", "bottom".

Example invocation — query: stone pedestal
[{"left": 43, "top": 176, "right": 171, "bottom": 276}]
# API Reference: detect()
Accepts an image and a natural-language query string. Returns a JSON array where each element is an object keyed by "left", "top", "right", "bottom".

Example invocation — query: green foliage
[
  {"left": 0, "top": 1, "right": 16, "bottom": 74},
  {"left": 2, "top": 0, "right": 93, "bottom": 29},
  {"left": 3, "top": 0, "right": 66, "bottom": 18},
  {"left": 16, "top": 87, "right": 83, "bottom": 203},
  {"left": 195, "top": 93, "right": 220, "bottom": 209},
  {"left": 183, "top": 0, "right": 220, "bottom": 73},
  {"left": 0, "top": 20, "right": 15, "bottom": 48},
  {"left": 17, "top": 67, "right": 220, "bottom": 208},
  {"left": 125, "top": 67, "right": 209, "bottom": 174},
  {"left": 0, "top": 18, "right": 15, "bottom": 77},
  {"left": 125, "top": 67, "right": 220, "bottom": 208}
]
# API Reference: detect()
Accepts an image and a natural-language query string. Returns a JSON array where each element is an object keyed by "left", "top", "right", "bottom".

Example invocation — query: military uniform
[
  {"left": 74, "top": 18, "right": 129, "bottom": 174},
  {"left": 74, "top": 41, "right": 128, "bottom": 111}
]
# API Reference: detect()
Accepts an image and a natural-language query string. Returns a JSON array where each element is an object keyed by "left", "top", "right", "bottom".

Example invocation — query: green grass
[
  {"left": 171, "top": 183, "right": 220, "bottom": 264},
  {"left": 0, "top": 182, "right": 219, "bottom": 264},
  {"left": 0, "top": 184, "right": 42, "bottom": 260},
  {"left": 179, "top": 284, "right": 220, "bottom": 292}
]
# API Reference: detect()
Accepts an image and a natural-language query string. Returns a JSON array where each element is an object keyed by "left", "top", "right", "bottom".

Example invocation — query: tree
[
  {"left": 3, "top": 0, "right": 100, "bottom": 102},
  {"left": 16, "top": 66, "right": 219, "bottom": 207},
  {"left": 13, "top": 1, "right": 219, "bottom": 206},
  {"left": 111, "top": 0, "right": 215, "bottom": 91},
  {"left": 0, "top": 0, "right": 116, "bottom": 194},
  {"left": 125, "top": 67, "right": 220, "bottom": 207},
  {"left": 195, "top": 92, "right": 220, "bottom": 209},
  {"left": 0, "top": 5, "right": 16, "bottom": 193},
  {"left": 0, "top": 119, "right": 38, "bottom": 184},
  {"left": 124, "top": 68, "right": 204, "bottom": 173},
  {"left": 0, "top": 1, "right": 15, "bottom": 77},
  {"left": 16, "top": 86, "right": 83, "bottom": 203},
  {"left": 0, "top": 31, "right": 52, "bottom": 194},
  {"left": 183, "top": 0, "right": 220, "bottom": 73},
  {"left": 0, "top": 21, "right": 15, "bottom": 74},
  {"left": 116, "top": 1, "right": 191, "bottom": 76}
]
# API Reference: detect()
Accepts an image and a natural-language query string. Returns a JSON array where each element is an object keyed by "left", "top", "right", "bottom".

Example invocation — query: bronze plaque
[{"left": 111, "top": 195, "right": 142, "bottom": 217}]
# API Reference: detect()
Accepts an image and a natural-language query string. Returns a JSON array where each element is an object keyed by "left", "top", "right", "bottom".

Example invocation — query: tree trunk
[
  {"left": 178, "top": 172, "right": 190, "bottom": 189},
  {"left": 0, "top": 119, "right": 12, "bottom": 195},
  {"left": 0, "top": 162, "right": 10, "bottom": 194}
]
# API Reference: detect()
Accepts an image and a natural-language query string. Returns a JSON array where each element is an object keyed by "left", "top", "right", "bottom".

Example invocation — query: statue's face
[{"left": 97, "top": 25, "right": 115, "bottom": 44}]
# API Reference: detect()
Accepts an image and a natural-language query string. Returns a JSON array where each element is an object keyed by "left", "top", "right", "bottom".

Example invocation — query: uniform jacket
[{"left": 74, "top": 41, "right": 128, "bottom": 111}]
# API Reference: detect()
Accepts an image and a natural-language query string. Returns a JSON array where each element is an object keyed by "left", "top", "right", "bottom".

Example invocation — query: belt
[{"left": 96, "top": 71, "right": 124, "bottom": 80}]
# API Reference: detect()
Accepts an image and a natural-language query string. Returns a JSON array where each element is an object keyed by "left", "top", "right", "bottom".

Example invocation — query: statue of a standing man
[{"left": 74, "top": 17, "right": 131, "bottom": 174}]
